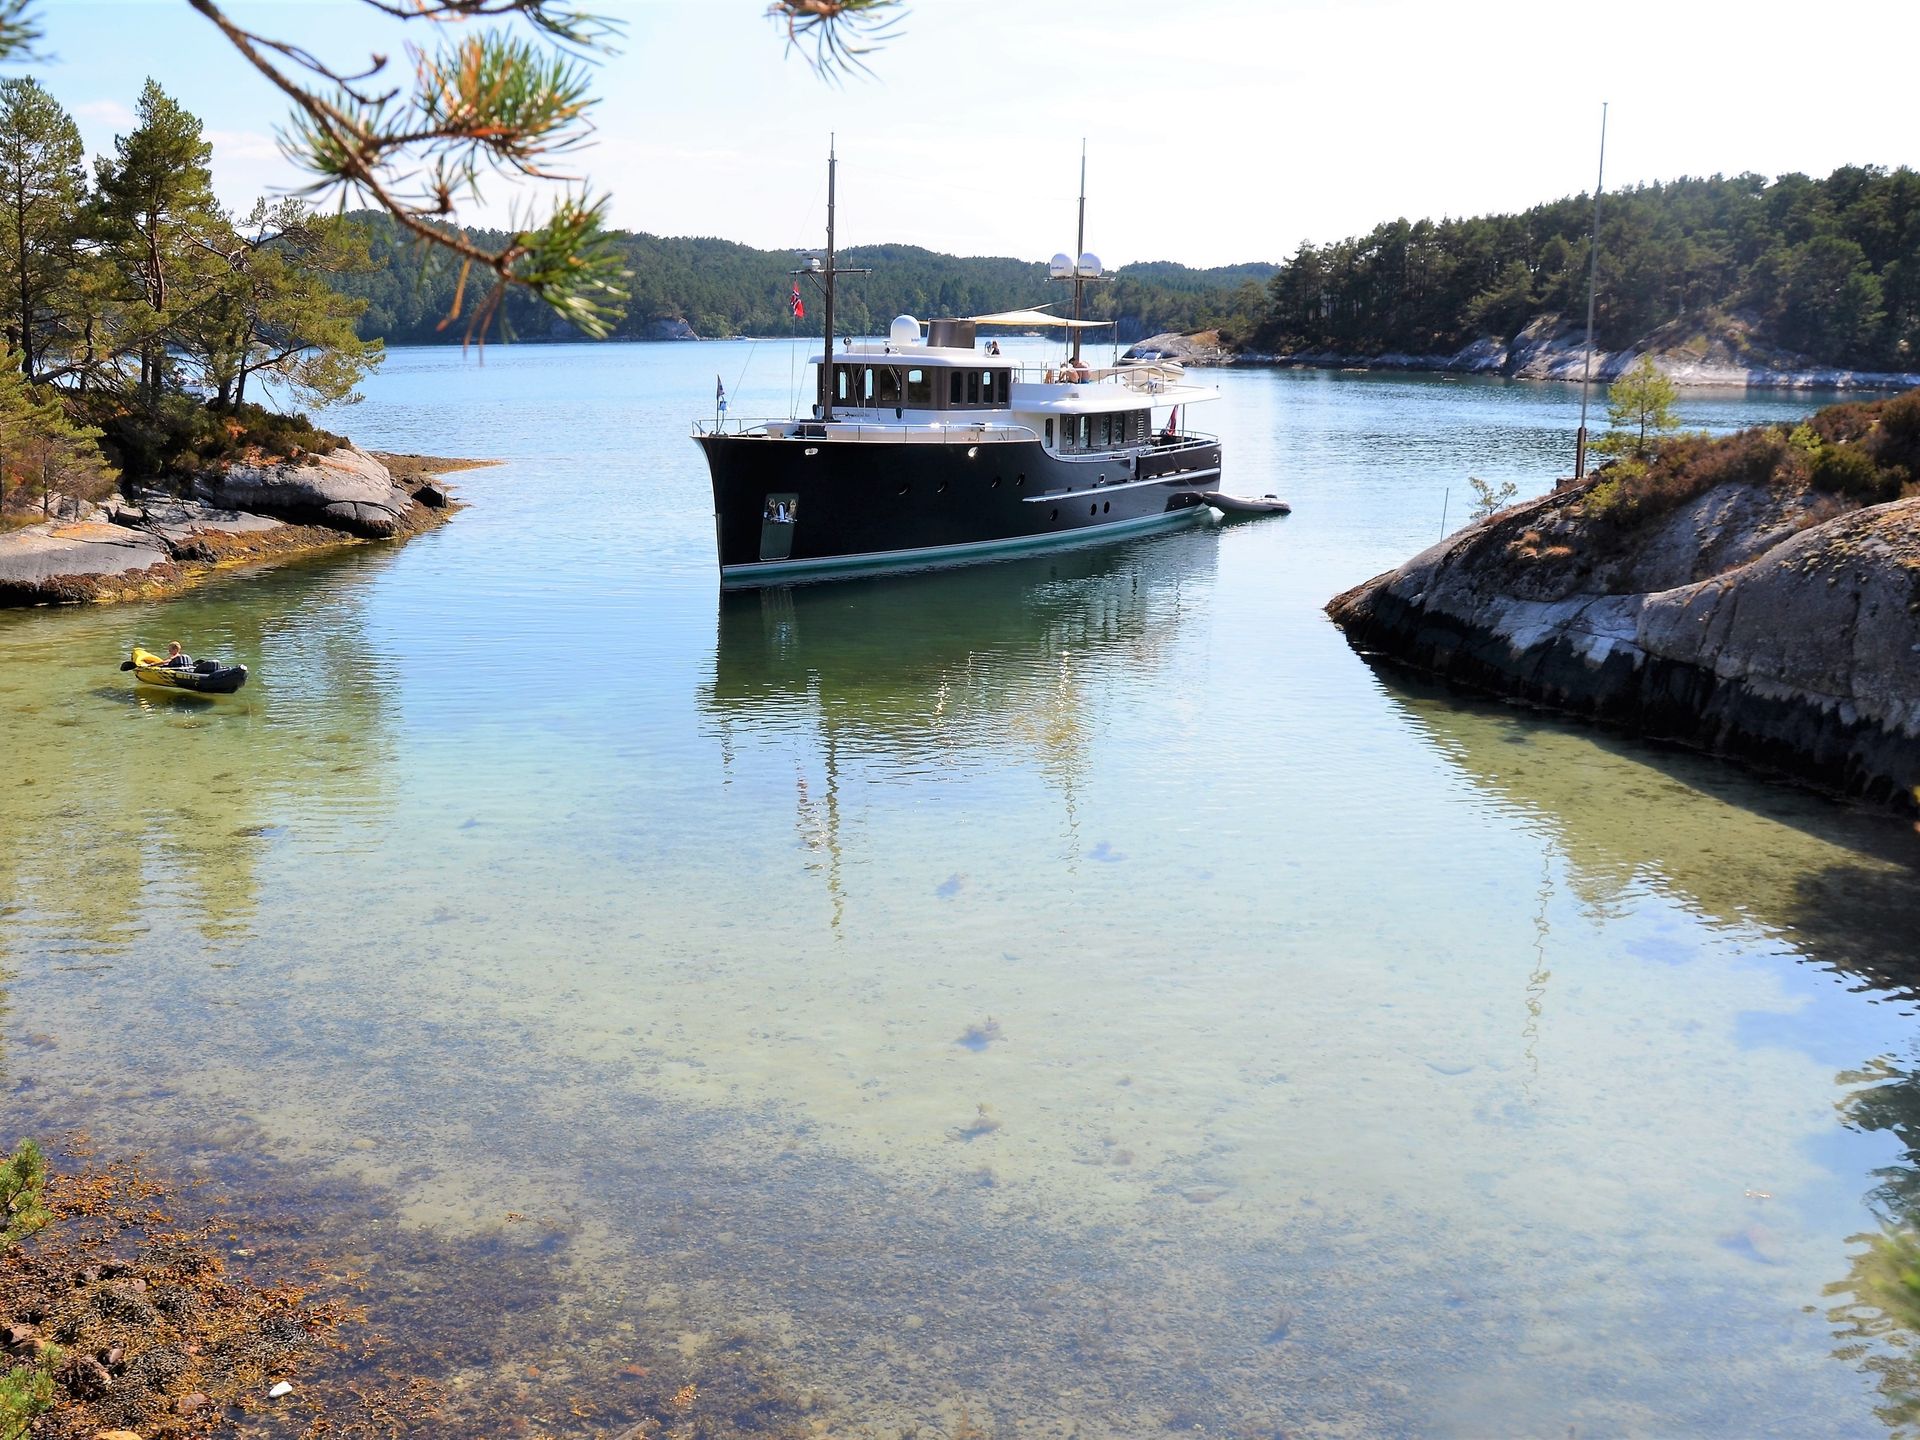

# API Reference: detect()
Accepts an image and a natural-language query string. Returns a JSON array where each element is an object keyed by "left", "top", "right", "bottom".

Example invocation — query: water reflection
[
  {"left": 701, "top": 532, "right": 1220, "bottom": 918},
  {"left": 1373, "top": 661, "right": 1920, "bottom": 1431},
  {"left": 1371, "top": 664, "right": 1920, "bottom": 993},
  {"left": 0, "top": 557, "right": 401, "bottom": 965},
  {"left": 1831, "top": 1053, "right": 1920, "bottom": 1432}
]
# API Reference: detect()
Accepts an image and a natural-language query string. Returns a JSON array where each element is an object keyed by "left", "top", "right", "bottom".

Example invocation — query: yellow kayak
[{"left": 124, "top": 646, "right": 249, "bottom": 694}]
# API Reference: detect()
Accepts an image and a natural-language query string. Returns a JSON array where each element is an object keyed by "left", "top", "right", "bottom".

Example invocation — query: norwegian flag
[{"left": 789, "top": 282, "right": 806, "bottom": 320}]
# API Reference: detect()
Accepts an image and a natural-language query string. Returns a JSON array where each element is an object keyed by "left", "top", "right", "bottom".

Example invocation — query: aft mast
[
  {"left": 1071, "top": 141, "right": 1087, "bottom": 364},
  {"left": 1053, "top": 141, "right": 1104, "bottom": 364}
]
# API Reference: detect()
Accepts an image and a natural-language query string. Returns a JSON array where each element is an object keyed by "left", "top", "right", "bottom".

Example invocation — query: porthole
[
  {"left": 1016, "top": 474, "right": 1026, "bottom": 488},
  {"left": 938, "top": 479, "right": 949, "bottom": 494},
  {"left": 991, "top": 476, "right": 1001, "bottom": 488},
  {"left": 898, "top": 483, "right": 909, "bottom": 496},
  {"left": 1090, "top": 502, "right": 1098, "bottom": 516},
  {"left": 1049, "top": 507, "right": 1058, "bottom": 522},
  {"left": 1103, "top": 500, "right": 1110, "bottom": 514}
]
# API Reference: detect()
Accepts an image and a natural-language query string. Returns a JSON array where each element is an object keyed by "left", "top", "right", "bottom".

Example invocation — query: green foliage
[
  {"left": 340, "top": 212, "right": 1276, "bottom": 345},
  {"left": 0, "top": 1357, "right": 55, "bottom": 1440},
  {"left": 1596, "top": 355, "right": 1681, "bottom": 460},
  {"left": 1810, "top": 441, "right": 1895, "bottom": 502},
  {"left": 1251, "top": 166, "right": 1920, "bottom": 370},
  {"left": 1578, "top": 387, "right": 1920, "bottom": 531},
  {"left": 0, "top": 75, "right": 85, "bottom": 382},
  {"left": 1, "top": 1138, "right": 48, "bottom": 1246},
  {"left": 1466, "top": 475, "right": 1518, "bottom": 520},
  {"left": 0, "top": 0, "right": 39, "bottom": 62},
  {"left": 0, "top": 1139, "right": 52, "bottom": 1440},
  {"left": 0, "top": 346, "right": 115, "bottom": 516},
  {"left": 90, "top": 77, "right": 222, "bottom": 407},
  {"left": 88, "top": 393, "right": 343, "bottom": 482}
]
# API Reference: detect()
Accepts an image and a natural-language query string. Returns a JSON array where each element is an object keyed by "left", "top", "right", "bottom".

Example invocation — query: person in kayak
[{"left": 162, "top": 642, "right": 193, "bottom": 669}]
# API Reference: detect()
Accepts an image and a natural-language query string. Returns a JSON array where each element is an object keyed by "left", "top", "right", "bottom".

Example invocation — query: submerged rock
[{"left": 1327, "top": 415, "right": 1920, "bottom": 811}]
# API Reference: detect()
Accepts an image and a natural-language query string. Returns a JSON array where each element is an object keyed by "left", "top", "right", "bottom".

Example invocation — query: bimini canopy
[{"left": 966, "top": 307, "right": 1113, "bottom": 329}]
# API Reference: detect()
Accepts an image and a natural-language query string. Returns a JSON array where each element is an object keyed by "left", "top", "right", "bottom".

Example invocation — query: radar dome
[
  {"left": 1049, "top": 252, "right": 1074, "bottom": 278},
  {"left": 1077, "top": 251, "right": 1103, "bottom": 277},
  {"left": 889, "top": 314, "right": 921, "bottom": 346}
]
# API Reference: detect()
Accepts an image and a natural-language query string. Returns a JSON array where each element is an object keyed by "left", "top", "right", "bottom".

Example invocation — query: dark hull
[
  {"left": 694, "top": 432, "right": 1223, "bottom": 586},
  {"left": 133, "top": 664, "right": 248, "bottom": 693}
]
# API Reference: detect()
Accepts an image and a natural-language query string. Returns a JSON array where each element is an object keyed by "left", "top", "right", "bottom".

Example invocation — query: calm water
[{"left": 6, "top": 343, "right": 1920, "bottom": 1438}]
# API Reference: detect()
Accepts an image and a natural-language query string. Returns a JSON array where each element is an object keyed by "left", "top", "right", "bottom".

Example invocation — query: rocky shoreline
[
  {"left": 0, "top": 447, "right": 489, "bottom": 607},
  {"left": 1128, "top": 318, "right": 1920, "bottom": 391},
  {"left": 1325, "top": 440, "right": 1920, "bottom": 813}
]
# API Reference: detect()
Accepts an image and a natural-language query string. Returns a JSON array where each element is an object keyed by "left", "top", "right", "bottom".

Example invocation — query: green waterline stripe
[{"left": 718, "top": 507, "right": 1209, "bottom": 585}]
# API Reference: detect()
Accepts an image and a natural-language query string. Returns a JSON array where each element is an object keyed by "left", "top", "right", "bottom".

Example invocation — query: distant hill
[
  {"left": 1249, "top": 165, "right": 1920, "bottom": 373},
  {"left": 338, "top": 213, "right": 1275, "bottom": 346}
]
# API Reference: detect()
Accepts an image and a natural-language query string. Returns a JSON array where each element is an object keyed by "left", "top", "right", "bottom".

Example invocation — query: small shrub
[
  {"left": 1467, "top": 475, "right": 1518, "bottom": 520},
  {"left": 87, "top": 397, "right": 347, "bottom": 486},
  {"left": 1810, "top": 442, "right": 1896, "bottom": 502},
  {"left": 1, "top": 1140, "right": 49, "bottom": 1247},
  {"left": 1585, "top": 475, "right": 1627, "bottom": 521},
  {"left": 1871, "top": 388, "right": 1920, "bottom": 476}
]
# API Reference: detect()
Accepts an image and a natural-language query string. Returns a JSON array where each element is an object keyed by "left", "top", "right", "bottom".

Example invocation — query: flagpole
[{"left": 1574, "top": 101, "right": 1608, "bottom": 480}]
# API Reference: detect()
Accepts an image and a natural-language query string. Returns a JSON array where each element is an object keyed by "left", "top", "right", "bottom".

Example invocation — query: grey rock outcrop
[
  {"left": 1328, "top": 481, "right": 1920, "bottom": 810},
  {"left": 0, "top": 520, "right": 174, "bottom": 602},
  {"left": 193, "top": 445, "right": 417, "bottom": 538},
  {"left": 1252, "top": 312, "right": 1920, "bottom": 390},
  {"left": 1122, "top": 332, "right": 1229, "bottom": 366}
]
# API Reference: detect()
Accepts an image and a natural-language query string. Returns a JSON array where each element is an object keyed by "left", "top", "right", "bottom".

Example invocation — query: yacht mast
[
  {"left": 1071, "top": 140, "right": 1087, "bottom": 364},
  {"left": 822, "top": 137, "right": 838, "bottom": 421}
]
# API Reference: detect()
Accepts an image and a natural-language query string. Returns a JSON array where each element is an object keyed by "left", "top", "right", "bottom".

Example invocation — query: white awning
[{"left": 966, "top": 307, "right": 1113, "bottom": 329}]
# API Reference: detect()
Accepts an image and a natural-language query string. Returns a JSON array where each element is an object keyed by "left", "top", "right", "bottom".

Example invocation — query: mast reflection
[{"left": 700, "top": 530, "right": 1221, "bottom": 924}]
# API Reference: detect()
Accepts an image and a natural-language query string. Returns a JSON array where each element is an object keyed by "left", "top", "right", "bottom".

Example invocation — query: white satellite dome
[
  {"left": 1049, "top": 252, "right": 1074, "bottom": 278},
  {"left": 1077, "top": 251, "right": 1103, "bottom": 277},
  {"left": 889, "top": 314, "right": 921, "bottom": 347}
]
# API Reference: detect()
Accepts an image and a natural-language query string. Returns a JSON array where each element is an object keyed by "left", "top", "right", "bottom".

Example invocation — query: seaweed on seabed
[{"left": 0, "top": 1135, "right": 441, "bottom": 1439}]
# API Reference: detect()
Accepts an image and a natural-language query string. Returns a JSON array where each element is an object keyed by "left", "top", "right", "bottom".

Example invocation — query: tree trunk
[{"left": 13, "top": 175, "right": 30, "bottom": 382}]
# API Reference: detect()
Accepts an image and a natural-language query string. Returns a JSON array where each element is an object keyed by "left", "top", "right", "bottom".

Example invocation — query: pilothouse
[{"left": 691, "top": 143, "right": 1241, "bottom": 587}]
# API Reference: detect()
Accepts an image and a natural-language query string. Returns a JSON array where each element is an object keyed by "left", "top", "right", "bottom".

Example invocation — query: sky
[{"left": 25, "top": 0, "right": 1920, "bottom": 269}]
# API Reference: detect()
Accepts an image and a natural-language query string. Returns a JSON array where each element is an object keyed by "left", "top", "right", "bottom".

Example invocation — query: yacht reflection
[
  {"left": 701, "top": 530, "right": 1221, "bottom": 923},
  {"left": 1370, "top": 665, "right": 1920, "bottom": 995},
  {"left": 0, "top": 565, "right": 400, "bottom": 965}
]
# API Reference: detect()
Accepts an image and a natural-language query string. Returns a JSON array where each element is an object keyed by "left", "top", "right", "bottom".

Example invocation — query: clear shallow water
[{"left": 5, "top": 345, "right": 1920, "bottom": 1437}]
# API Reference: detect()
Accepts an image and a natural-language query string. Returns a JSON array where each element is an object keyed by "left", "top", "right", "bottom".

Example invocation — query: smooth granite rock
[
  {"left": 194, "top": 445, "right": 416, "bottom": 538},
  {"left": 1328, "top": 482, "right": 1920, "bottom": 809}
]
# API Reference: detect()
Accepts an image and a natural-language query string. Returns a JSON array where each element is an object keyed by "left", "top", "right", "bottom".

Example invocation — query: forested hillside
[
  {"left": 338, "top": 214, "right": 1274, "bottom": 345},
  {"left": 1251, "top": 166, "right": 1920, "bottom": 369}
]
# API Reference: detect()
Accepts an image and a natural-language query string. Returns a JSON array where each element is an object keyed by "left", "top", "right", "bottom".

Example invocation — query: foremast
[{"left": 796, "top": 136, "right": 870, "bottom": 424}]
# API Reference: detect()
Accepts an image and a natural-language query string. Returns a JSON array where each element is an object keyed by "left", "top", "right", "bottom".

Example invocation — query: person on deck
[{"left": 162, "top": 642, "right": 193, "bottom": 668}]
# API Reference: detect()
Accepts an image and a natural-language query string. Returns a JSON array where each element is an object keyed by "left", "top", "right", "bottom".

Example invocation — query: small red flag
[{"left": 789, "top": 282, "right": 806, "bottom": 320}]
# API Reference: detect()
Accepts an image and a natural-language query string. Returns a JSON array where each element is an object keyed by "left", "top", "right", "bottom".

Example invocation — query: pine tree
[
  {"left": 183, "top": 199, "right": 381, "bottom": 411},
  {"left": 89, "top": 78, "right": 219, "bottom": 407},
  {"left": 0, "top": 346, "right": 114, "bottom": 519},
  {"left": 1597, "top": 356, "right": 1682, "bottom": 461},
  {"left": 0, "top": 77, "right": 84, "bottom": 383}
]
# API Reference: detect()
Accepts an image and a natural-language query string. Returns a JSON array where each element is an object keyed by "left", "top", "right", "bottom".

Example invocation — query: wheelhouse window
[
  {"left": 875, "top": 366, "right": 902, "bottom": 406},
  {"left": 949, "top": 370, "right": 964, "bottom": 406},
  {"left": 906, "top": 368, "right": 932, "bottom": 406}
]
